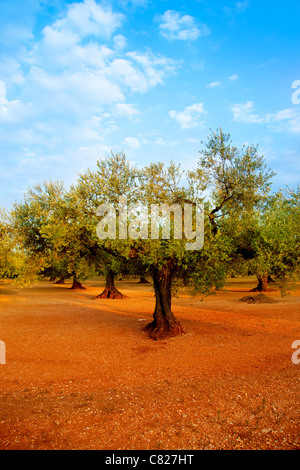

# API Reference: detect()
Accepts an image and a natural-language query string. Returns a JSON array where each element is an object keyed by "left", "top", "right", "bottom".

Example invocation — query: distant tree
[
  {"left": 0, "top": 208, "right": 13, "bottom": 279},
  {"left": 11, "top": 182, "right": 64, "bottom": 282},
  {"left": 42, "top": 187, "right": 98, "bottom": 290},
  {"left": 221, "top": 186, "right": 300, "bottom": 294},
  {"left": 0, "top": 208, "right": 23, "bottom": 280},
  {"left": 92, "top": 255, "right": 128, "bottom": 299},
  {"left": 0, "top": 208, "right": 38, "bottom": 284},
  {"left": 12, "top": 182, "right": 95, "bottom": 289},
  {"left": 247, "top": 187, "right": 300, "bottom": 294},
  {"left": 75, "top": 151, "right": 140, "bottom": 298}
]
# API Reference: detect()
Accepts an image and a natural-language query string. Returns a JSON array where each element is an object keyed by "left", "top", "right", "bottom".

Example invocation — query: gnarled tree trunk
[
  {"left": 250, "top": 274, "right": 274, "bottom": 292},
  {"left": 138, "top": 276, "right": 149, "bottom": 284},
  {"left": 94, "top": 269, "right": 126, "bottom": 299},
  {"left": 144, "top": 264, "right": 183, "bottom": 340},
  {"left": 70, "top": 275, "right": 85, "bottom": 290}
]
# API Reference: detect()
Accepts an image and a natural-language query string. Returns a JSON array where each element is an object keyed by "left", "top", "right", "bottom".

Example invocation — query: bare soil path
[{"left": 0, "top": 277, "right": 299, "bottom": 450}]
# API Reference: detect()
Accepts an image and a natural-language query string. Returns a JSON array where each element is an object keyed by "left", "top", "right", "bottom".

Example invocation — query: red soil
[{"left": 0, "top": 277, "right": 299, "bottom": 450}]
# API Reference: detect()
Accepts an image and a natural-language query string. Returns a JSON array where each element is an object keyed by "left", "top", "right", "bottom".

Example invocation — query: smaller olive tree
[
  {"left": 12, "top": 181, "right": 96, "bottom": 289},
  {"left": 247, "top": 187, "right": 300, "bottom": 294},
  {"left": 75, "top": 151, "right": 140, "bottom": 298},
  {"left": 0, "top": 208, "right": 24, "bottom": 280}
]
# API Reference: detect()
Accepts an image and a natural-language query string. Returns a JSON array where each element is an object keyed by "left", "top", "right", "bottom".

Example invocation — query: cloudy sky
[{"left": 0, "top": 0, "right": 299, "bottom": 208}]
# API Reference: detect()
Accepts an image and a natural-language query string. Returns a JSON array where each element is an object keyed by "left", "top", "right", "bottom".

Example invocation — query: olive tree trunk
[
  {"left": 70, "top": 275, "right": 85, "bottom": 290},
  {"left": 250, "top": 274, "right": 274, "bottom": 292},
  {"left": 94, "top": 269, "right": 126, "bottom": 299},
  {"left": 144, "top": 264, "right": 183, "bottom": 340}
]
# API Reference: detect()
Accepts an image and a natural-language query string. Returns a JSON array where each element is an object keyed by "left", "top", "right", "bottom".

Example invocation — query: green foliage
[
  {"left": 222, "top": 185, "right": 300, "bottom": 295},
  {"left": 185, "top": 223, "right": 233, "bottom": 297},
  {"left": 248, "top": 187, "right": 300, "bottom": 294},
  {"left": 188, "top": 128, "right": 275, "bottom": 233},
  {"left": 0, "top": 208, "right": 36, "bottom": 283},
  {"left": 76, "top": 151, "right": 140, "bottom": 210},
  {"left": 75, "top": 151, "right": 141, "bottom": 280},
  {"left": 12, "top": 181, "right": 97, "bottom": 283},
  {"left": 0, "top": 208, "right": 21, "bottom": 279}
]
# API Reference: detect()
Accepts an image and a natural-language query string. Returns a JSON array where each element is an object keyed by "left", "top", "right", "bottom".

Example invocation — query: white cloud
[
  {"left": 107, "top": 58, "right": 146, "bottom": 92},
  {"left": 0, "top": 80, "right": 7, "bottom": 105},
  {"left": 113, "top": 34, "right": 127, "bottom": 51},
  {"left": 268, "top": 108, "right": 300, "bottom": 134},
  {"left": 231, "top": 100, "right": 300, "bottom": 133},
  {"left": 25, "top": 66, "right": 124, "bottom": 119},
  {"left": 229, "top": 74, "right": 239, "bottom": 81},
  {"left": 0, "top": 0, "right": 180, "bottom": 135},
  {"left": 42, "top": 25, "right": 80, "bottom": 50},
  {"left": 107, "top": 52, "right": 177, "bottom": 93},
  {"left": 0, "top": 0, "right": 181, "bottom": 208},
  {"left": 127, "top": 51, "right": 177, "bottom": 90},
  {"left": 0, "top": 0, "right": 181, "bottom": 206},
  {"left": 53, "top": 0, "right": 124, "bottom": 40},
  {"left": 206, "top": 81, "right": 221, "bottom": 88},
  {"left": 67, "top": 70, "right": 125, "bottom": 106},
  {"left": 29, "top": 12, "right": 116, "bottom": 72},
  {"left": 0, "top": 58, "right": 25, "bottom": 87},
  {"left": 114, "top": 103, "right": 140, "bottom": 119},
  {"left": 0, "top": 80, "right": 31, "bottom": 123},
  {"left": 231, "top": 101, "right": 264, "bottom": 123},
  {"left": 122, "top": 137, "right": 141, "bottom": 151},
  {"left": 169, "top": 103, "right": 206, "bottom": 129},
  {"left": 157, "top": 10, "right": 209, "bottom": 41},
  {"left": 15, "top": 2, "right": 178, "bottom": 122}
]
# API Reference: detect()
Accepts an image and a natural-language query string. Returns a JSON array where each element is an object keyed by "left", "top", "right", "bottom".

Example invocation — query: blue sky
[{"left": 0, "top": 0, "right": 299, "bottom": 208}]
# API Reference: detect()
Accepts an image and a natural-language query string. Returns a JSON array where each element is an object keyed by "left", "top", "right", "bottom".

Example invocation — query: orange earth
[{"left": 0, "top": 276, "right": 299, "bottom": 450}]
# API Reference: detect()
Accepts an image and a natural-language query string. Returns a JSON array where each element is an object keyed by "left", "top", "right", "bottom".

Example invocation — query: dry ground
[{"left": 0, "top": 276, "right": 299, "bottom": 450}]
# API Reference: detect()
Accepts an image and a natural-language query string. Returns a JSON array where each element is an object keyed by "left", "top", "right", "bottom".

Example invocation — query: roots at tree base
[
  {"left": 250, "top": 275, "right": 275, "bottom": 293},
  {"left": 144, "top": 318, "right": 184, "bottom": 340},
  {"left": 93, "top": 287, "right": 127, "bottom": 299},
  {"left": 93, "top": 270, "right": 127, "bottom": 299},
  {"left": 70, "top": 279, "right": 86, "bottom": 290}
]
